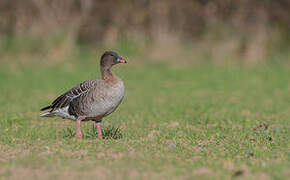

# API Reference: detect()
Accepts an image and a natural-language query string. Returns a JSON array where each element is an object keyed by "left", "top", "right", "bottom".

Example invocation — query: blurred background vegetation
[
  {"left": 0, "top": 0, "right": 289, "bottom": 66},
  {"left": 1, "top": 1, "right": 290, "bottom": 179}
]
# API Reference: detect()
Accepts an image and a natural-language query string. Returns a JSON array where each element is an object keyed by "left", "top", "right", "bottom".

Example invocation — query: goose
[{"left": 40, "top": 51, "right": 127, "bottom": 139}]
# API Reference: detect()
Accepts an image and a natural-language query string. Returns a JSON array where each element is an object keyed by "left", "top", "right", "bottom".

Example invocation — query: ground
[{"left": 0, "top": 51, "right": 289, "bottom": 179}]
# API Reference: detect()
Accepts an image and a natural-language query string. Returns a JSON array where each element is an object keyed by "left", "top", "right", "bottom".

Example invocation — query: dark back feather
[{"left": 40, "top": 80, "right": 97, "bottom": 111}]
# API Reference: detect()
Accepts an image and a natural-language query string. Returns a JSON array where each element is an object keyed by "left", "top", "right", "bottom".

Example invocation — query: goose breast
[{"left": 82, "top": 80, "right": 125, "bottom": 119}]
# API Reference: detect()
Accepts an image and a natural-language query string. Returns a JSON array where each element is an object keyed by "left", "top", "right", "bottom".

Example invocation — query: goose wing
[{"left": 40, "top": 80, "right": 97, "bottom": 112}]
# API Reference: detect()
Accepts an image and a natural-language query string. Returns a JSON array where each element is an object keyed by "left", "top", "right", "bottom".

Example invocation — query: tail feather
[
  {"left": 40, "top": 111, "right": 55, "bottom": 118},
  {"left": 40, "top": 105, "right": 52, "bottom": 111}
]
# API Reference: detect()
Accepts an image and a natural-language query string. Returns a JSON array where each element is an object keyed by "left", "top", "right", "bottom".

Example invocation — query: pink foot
[
  {"left": 76, "top": 119, "right": 83, "bottom": 139},
  {"left": 96, "top": 122, "right": 102, "bottom": 139},
  {"left": 76, "top": 132, "right": 82, "bottom": 139}
]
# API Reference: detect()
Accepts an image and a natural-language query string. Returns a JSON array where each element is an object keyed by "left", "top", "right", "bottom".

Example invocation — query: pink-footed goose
[{"left": 40, "top": 51, "right": 127, "bottom": 139}]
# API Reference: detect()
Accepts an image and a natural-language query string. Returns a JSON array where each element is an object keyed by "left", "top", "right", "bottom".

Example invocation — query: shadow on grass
[{"left": 62, "top": 125, "right": 123, "bottom": 140}]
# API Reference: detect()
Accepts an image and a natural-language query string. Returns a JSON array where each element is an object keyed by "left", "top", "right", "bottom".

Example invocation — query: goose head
[{"left": 100, "top": 51, "right": 127, "bottom": 69}]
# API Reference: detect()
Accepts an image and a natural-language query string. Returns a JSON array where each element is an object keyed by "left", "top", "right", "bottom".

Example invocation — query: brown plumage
[
  {"left": 40, "top": 80, "right": 97, "bottom": 111},
  {"left": 40, "top": 51, "right": 127, "bottom": 139}
]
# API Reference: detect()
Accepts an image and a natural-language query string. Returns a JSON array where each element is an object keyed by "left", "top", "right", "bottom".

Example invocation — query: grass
[{"left": 0, "top": 46, "right": 289, "bottom": 179}]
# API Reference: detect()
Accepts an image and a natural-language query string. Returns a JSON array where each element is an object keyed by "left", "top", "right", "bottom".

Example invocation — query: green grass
[{"left": 0, "top": 50, "right": 289, "bottom": 179}]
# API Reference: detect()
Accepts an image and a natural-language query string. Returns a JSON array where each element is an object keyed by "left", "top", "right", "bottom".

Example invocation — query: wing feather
[{"left": 40, "top": 80, "right": 97, "bottom": 111}]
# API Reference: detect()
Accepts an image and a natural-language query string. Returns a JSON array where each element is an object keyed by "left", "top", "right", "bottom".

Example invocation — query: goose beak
[{"left": 118, "top": 57, "right": 127, "bottom": 63}]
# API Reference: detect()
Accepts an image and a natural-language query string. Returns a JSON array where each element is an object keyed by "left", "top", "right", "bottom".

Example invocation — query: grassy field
[{"left": 0, "top": 49, "right": 289, "bottom": 179}]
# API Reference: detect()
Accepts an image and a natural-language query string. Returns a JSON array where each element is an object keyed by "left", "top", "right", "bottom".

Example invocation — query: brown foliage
[{"left": 0, "top": 0, "right": 289, "bottom": 62}]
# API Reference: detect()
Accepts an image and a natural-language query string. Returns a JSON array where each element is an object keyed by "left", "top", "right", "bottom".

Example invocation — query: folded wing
[{"left": 40, "top": 80, "right": 97, "bottom": 112}]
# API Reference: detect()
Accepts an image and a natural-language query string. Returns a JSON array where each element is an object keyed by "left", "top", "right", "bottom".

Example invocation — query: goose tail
[
  {"left": 40, "top": 111, "right": 55, "bottom": 118},
  {"left": 40, "top": 105, "right": 52, "bottom": 111}
]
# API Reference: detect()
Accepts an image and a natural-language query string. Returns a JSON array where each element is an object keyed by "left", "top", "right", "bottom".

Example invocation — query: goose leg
[
  {"left": 76, "top": 117, "right": 84, "bottom": 139},
  {"left": 96, "top": 121, "right": 102, "bottom": 139}
]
